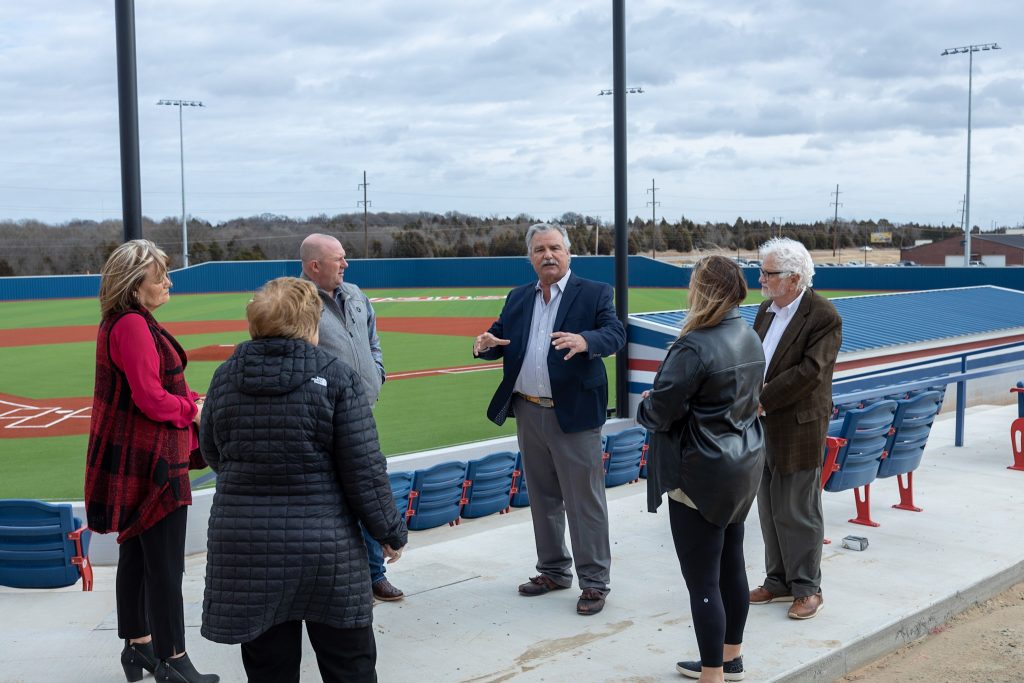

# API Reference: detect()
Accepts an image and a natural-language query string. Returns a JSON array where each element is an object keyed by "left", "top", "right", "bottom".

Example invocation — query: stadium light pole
[
  {"left": 157, "top": 99, "right": 204, "bottom": 268},
  {"left": 941, "top": 43, "right": 1001, "bottom": 266}
]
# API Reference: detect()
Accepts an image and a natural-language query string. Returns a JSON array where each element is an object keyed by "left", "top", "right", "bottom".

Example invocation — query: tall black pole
[
  {"left": 115, "top": 0, "right": 143, "bottom": 241},
  {"left": 612, "top": 0, "right": 629, "bottom": 418}
]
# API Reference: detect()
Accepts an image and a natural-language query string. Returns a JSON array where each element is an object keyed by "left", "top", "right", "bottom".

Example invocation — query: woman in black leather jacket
[{"left": 637, "top": 255, "right": 766, "bottom": 683}]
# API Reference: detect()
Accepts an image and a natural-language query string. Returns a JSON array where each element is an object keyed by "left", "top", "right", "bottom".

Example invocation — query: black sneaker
[{"left": 676, "top": 655, "right": 744, "bottom": 681}]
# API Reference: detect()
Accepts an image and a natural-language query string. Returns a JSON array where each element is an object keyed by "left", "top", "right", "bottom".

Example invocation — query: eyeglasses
[{"left": 759, "top": 269, "right": 790, "bottom": 278}]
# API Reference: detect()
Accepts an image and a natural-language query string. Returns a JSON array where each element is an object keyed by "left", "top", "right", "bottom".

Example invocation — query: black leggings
[{"left": 669, "top": 499, "right": 749, "bottom": 667}]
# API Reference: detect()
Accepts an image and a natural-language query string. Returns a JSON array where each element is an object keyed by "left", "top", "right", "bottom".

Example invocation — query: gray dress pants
[
  {"left": 514, "top": 397, "right": 611, "bottom": 592},
  {"left": 757, "top": 463, "right": 824, "bottom": 599}
]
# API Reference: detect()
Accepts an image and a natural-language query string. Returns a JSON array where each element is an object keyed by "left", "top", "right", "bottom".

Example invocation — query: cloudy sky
[{"left": 1, "top": 1, "right": 1021, "bottom": 229}]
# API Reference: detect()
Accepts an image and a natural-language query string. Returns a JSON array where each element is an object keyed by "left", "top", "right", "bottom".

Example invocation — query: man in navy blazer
[{"left": 474, "top": 223, "right": 625, "bottom": 616}]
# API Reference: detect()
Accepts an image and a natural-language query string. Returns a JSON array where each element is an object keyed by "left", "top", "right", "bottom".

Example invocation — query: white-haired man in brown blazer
[{"left": 749, "top": 237, "right": 842, "bottom": 620}]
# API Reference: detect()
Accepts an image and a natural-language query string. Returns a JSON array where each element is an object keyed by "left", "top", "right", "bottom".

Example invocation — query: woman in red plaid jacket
[{"left": 84, "top": 239, "right": 218, "bottom": 683}]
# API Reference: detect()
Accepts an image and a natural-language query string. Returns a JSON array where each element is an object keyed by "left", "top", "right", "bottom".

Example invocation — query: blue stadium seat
[
  {"left": 0, "top": 499, "right": 93, "bottom": 591},
  {"left": 461, "top": 451, "right": 517, "bottom": 519},
  {"left": 602, "top": 427, "right": 648, "bottom": 487},
  {"left": 405, "top": 461, "right": 468, "bottom": 530},
  {"left": 388, "top": 471, "right": 414, "bottom": 519},
  {"left": 510, "top": 453, "right": 529, "bottom": 508},
  {"left": 877, "top": 390, "right": 944, "bottom": 512},
  {"left": 821, "top": 400, "right": 899, "bottom": 527}
]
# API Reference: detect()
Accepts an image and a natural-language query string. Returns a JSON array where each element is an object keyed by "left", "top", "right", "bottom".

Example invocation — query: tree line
[{"left": 0, "top": 211, "right": 971, "bottom": 276}]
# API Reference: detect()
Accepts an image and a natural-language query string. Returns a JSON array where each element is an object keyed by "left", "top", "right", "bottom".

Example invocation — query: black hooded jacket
[{"left": 199, "top": 337, "right": 407, "bottom": 644}]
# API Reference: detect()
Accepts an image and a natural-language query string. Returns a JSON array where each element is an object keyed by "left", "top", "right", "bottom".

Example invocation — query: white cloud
[{"left": 0, "top": 0, "right": 1020, "bottom": 229}]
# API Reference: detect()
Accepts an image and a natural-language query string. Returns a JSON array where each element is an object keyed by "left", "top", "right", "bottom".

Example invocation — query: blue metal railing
[{"left": 832, "top": 341, "right": 1024, "bottom": 447}]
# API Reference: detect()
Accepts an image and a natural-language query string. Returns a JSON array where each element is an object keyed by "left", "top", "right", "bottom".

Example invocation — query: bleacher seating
[
  {"left": 405, "top": 461, "right": 468, "bottom": 530},
  {"left": 510, "top": 453, "right": 529, "bottom": 507},
  {"left": 877, "top": 390, "right": 944, "bottom": 512},
  {"left": 389, "top": 471, "right": 414, "bottom": 518},
  {"left": 821, "top": 400, "right": 899, "bottom": 527},
  {"left": 461, "top": 451, "right": 517, "bottom": 519},
  {"left": 602, "top": 427, "right": 648, "bottom": 487},
  {"left": 0, "top": 499, "right": 93, "bottom": 591}
]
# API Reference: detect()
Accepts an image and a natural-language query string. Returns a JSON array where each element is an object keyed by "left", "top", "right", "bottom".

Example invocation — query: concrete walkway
[{"left": 3, "top": 404, "right": 1023, "bottom": 682}]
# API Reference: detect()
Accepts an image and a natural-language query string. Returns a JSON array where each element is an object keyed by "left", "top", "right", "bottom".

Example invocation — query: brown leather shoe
[
  {"left": 788, "top": 592, "right": 824, "bottom": 619},
  {"left": 372, "top": 578, "right": 404, "bottom": 602},
  {"left": 749, "top": 585, "right": 793, "bottom": 605},
  {"left": 518, "top": 575, "right": 569, "bottom": 596},
  {"left": 576, "top": 588, "right": 606, "bottom": 615}
]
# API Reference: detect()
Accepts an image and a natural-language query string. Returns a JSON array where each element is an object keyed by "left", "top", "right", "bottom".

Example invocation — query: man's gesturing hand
[
  {"left": 474, "top": 331, "right": 510, "bottom": 356},
  {"left": 551, "top": 332, "right": 588, "bottom": 360}
]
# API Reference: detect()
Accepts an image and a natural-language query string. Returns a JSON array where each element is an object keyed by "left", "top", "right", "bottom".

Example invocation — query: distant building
[{"left": 900, "top": 234, "right": 1024, "bottom": 266}]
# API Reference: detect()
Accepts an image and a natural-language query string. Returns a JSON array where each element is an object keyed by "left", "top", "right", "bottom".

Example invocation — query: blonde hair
[
  {"left": 680, "top": 255, "right": 748, "bottom": 336},
  {"left": 98, "top": 240, "right": 170, "bottom": 319},
  {"left": 247, "top": 277, "right": 321, "bottom": 342}
]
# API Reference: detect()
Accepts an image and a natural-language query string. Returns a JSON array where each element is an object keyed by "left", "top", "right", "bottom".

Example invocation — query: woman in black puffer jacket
[{"left": 200, "top": 277, "right": 407, "bottom": 683}]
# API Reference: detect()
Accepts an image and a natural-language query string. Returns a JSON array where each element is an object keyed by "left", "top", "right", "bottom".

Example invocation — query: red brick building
[{"left": 900, "top": 234, "right": 1024, "bottom": 266}]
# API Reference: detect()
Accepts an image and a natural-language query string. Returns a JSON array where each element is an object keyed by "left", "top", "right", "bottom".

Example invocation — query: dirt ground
[{"left": 840, "top": 581, "right": 1024, "bottom": 682}]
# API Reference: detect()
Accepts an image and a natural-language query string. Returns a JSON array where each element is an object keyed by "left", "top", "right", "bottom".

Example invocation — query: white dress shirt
[
  {"left": 761, "top": 288, "right": 806, "bottom": 376},
  {"left": 513, "top": 269, "right": 572, "bottom": 398}
]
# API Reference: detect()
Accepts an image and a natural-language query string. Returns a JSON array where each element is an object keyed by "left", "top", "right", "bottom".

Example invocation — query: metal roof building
[{"left": 627, "top": 286, "right": 1024, "bottom": 414}]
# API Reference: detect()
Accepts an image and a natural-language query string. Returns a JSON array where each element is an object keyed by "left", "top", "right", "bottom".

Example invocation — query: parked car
[
  {"left": 969, "top": 260, "right": 986, "bottom": 267},
  {"left": 746, "top": 259, "right": 762, "bottom": 268},
  {"left": 896, "top": 260, "right": 918, "bottom": 267}
]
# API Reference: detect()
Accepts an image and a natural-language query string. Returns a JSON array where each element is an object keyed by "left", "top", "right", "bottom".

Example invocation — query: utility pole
[
  {"left": 611, "top": 0, "right": 628, "bottom": 418},
  {"left": 830, "top": 184, "right": 843, "bottom": 257},
  {"left": 774, "top": 217, "right": 784, "bottom": 238},
  {"left": 114, "top": 0, "right": 142, "bottom": 241},
  {"left": 357, "top": 171, "right": 371, "bottom": 258},
  {"left": 646, "top": 178, "right": 660, "bottom": 259},
  {"left": 958, "top": 195, "right": 967, "bottom": 232}
]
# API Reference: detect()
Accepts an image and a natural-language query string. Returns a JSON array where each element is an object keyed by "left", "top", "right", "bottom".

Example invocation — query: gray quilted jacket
[{"left": 199, "top": 337, "right": 407, "bottom": 644}]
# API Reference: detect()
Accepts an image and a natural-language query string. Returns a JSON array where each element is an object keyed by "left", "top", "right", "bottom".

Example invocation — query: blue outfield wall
[{"left": 0, "top": 256, "right": 1021, "bottom": 300}]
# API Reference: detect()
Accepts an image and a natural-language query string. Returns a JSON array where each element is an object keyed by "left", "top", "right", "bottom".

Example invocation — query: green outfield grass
[{"left": 0, "top": 287, "right": 872, "bottom": 500}]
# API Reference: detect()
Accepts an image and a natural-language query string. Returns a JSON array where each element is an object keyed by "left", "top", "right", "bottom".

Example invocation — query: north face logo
[{"left": 311, "top": 376, "right": 327, "bottom": 387}]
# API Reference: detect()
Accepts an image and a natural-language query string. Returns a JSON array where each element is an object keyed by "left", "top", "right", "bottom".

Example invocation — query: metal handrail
[{"left": 833, "top": 351, "right": 1024, "bottom": 448}]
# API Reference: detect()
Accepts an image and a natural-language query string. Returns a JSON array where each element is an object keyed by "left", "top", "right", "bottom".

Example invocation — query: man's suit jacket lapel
[
  {"left": 517, "top": 284, "right": 537, "bottom": 350},
  {"left": 765, "top": 291, "right": 813, "bottom": 381},
  {"left": 754, "top": 303, "right": 774, "bottom": 340},
  {"left": 552, "top": 275, "right": 581, "bottom": 332}
]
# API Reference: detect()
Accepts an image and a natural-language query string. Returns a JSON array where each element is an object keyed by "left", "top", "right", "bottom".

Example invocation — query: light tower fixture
[
  {"left": 156, "top": 99, "right": 204, "bottom": 268},
  {"left": 598, "top": 86, "right": 644, "bottom": 96},
  {"left": 941, "top": 43, "right": 1001, "bottom": 266}
]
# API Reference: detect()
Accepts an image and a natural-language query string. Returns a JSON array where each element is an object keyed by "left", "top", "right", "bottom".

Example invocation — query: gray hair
[
  {"left": 525, "top": 223, "right": 571, "bottom": 254},
  {"left": 759, "top": 237, "right": 814, "bottom": 289}
]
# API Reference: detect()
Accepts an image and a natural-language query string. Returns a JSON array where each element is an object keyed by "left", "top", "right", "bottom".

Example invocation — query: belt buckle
[{"left": 519, "top": 393, "right": 554, "bottom": 408}]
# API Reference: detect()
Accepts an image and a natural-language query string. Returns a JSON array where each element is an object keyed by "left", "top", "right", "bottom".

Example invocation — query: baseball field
[{"left": 0, "top": 287, "right": 869, "bottom": 500}]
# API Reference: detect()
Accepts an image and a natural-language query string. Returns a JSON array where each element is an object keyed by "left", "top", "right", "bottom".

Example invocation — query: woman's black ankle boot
[
  {"left": 154, "top": 653, "right": 220, "bottom": 683},
  {"left": 121, "top": 640, "right": 158, "bottom": 682}
]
